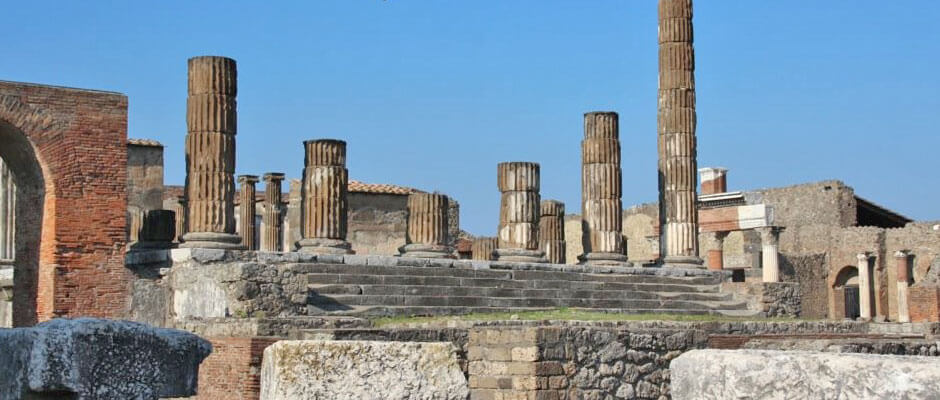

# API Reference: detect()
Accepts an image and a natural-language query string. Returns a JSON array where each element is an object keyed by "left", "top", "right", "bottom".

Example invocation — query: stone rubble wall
[{"left": 721, "top": 282, "right": 801, "bottom": 318}]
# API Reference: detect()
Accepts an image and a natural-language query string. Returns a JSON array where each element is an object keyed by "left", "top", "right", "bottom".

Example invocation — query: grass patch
[{"left": 371, "top": 308, "right": 795, "bottom": 327}]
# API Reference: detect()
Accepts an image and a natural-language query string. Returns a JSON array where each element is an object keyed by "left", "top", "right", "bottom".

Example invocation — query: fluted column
[
  {"left": 238, "top": 175, "right": 258, "bottom": 250},
  {"left": 495, "top": 162, "right": 547, "bottom": 263},
  {"left": 400, "top": 193, "right": 453, "bottom": 258},
  {"left": 580, "top": 112, "right": 628, "bottom": 266},
  {"left": 261, "top": 173, "right": 285, "bottom": 252},
  {"left": 539, "top": 200, "right": 566, "bottom": 264},
  {"left": 658, "top": 0, "right": 702, "bottom": 267},
  {"left": 471, "top": 237, "right": 497, "bottom": 261},
  {"left": 0, "top": 160, "right": 14, "bottom": 261},
  {"left": 895, "top": 250, "right": 911, "bottom": 323},
  {"left": 857, "top": 253, "right": 873, "bottom": 320},
  {"left": 758, "top": 227, "right": 780, "bottom": 282},
  {"left": 173, "top": 197, "right": 187, "bottom": 243},
  {"left": 181, "top": 56, "right": 244, "bottom": 249},
  {"left": 297, "top": 139, "right": 353, "bottom": 254}
]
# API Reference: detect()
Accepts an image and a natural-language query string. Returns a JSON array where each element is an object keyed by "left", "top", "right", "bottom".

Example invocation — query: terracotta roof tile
[{"left": 348, "top": 180, "right": 422, "bottom": 195}]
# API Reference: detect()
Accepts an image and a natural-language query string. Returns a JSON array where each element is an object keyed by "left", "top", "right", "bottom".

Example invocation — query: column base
[
  {"left": 661, "top": 255, "right": 704, "bottom": 269},
  {"left": 179, "top": 232, "right": 246, "bottom": 250},
  {"left": 399, "top": 243, "right": 455, "bottom": 259},
  {"left": 297, "top": 238, "right": 354, "bottom": 255},
  {"left": 578, "top": 252, "right": 629, "bottom": 266},
  {"left": 494, "top": 248, "right": 548, "bottom": 263}
]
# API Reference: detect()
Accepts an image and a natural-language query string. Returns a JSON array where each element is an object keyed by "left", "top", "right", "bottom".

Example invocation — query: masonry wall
[
  {"left": 347, "top": 192, "right": 408, "bottom": 255},
  {"left": 127, "top": 143, "right": 164, "bottom": 242}
]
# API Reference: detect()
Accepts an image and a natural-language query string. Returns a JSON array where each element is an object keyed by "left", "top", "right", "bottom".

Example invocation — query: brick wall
[
  {"left": 193, "top": 337, "right": 282, "bottom": 400},
  {"left": 909, "top": 286, "right": 940, "bottom": 322}
]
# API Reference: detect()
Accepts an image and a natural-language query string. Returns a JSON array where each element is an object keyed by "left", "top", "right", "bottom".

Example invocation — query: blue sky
[{"left": 2, "top": 1, "right": 938, "bottom": 235}]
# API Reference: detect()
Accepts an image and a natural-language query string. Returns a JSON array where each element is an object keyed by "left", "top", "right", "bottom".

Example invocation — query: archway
[
  {"left": 833, "top": 266, "right": 860, "bottom": 320},
  {"left": 0, "top": 119, "right": 46, "bottom": 326}
]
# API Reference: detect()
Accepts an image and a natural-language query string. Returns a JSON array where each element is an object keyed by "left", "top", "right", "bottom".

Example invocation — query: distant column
[
  {"left": 285, "top": 179, "right": 302, "bottom": 252},
  {"left": 471, "top": 237, "right": 497, "bottom": 261},
  {"left": 237, "top": 175, "right": 259, "bottom": 250},
  {"left": 658, "top": 0, "right": 702, "bottom": 267},
  {"left": 857, "top": 253, "right": 872, "bottom": 320},
  {"left": 173, "top": 197, "right": 187, "bottom": 243},
  {"left": 895, "top": 251, "right": 911, "bottom": 323},
  {"left": 181, "top": 56, "right": 244, "bottom": 249},
  {"left": 539, "top": 200, "right": 566, "bottom": 264},
  {"left": 580, "top": 112, "right": 628, "bottom": 266},
  {"left": 758, "top": 227, "right": 780, "bottom": 282},
  {"left": 401, "top": 193, "right": 453, "bottom": 258},
  {"left": 495, "top": 162, "right": 547, "bottom": 263},
  {"left": 297, "top": 139, "right": 353, "bottom": 254},
  {"left": 261, "top": 173, "right": 285, "bottom": 252}
]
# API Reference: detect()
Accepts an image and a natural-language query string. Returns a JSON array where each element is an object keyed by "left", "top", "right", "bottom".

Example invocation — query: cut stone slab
[
  {"left": 261, "top": 340, "right": 468, "bottom": 400},
  {"left": 0, "top": 318, "right": 211, "bottom": 400},
  {"left": 671, "top": 349, "right": 940, "bottom": 400}
]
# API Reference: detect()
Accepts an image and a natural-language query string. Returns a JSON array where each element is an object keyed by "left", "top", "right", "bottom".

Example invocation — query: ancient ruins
[{"left": 0, "top": 0, "right": 938, "bottom": 399}]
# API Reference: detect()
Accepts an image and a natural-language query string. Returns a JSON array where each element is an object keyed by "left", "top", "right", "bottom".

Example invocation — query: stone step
[
  {"left": 309, "top": 284, "right": 733, "bottom": 302},
  {"left": 310, "top": 305, "right": 744, "bottom": 317},
  {"left": 308, "top": 294, "right": 747, "bottom": 311},
  {"left": 304, "top": 274, "right": 719, "bottom": 293}
]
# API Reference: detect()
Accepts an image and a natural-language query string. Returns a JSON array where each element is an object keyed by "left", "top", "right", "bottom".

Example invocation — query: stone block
[
  {"left": 261, "top": 340, "right": 468, "bottom": 400},
  {"left": 0, "top": 318, "right": 211, "bottom": 399},
  {"left": 671, "top": 349, "right": 940, "bottom": 400}
]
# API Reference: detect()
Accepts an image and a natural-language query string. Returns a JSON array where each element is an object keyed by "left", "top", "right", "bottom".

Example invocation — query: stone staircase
[{"left": 300, "top": 263, "right": 752, "bottom": 317}]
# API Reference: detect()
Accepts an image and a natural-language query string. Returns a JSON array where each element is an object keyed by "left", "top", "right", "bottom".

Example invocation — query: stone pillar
[
  {"left": 539, "top": 200, "right": 566, "bottom": 264},
  {"left": 173, "top": 197, "right": 187, "bottom": 243},
  {"left": 896, "top": 250, "right": 911, "bottom": 323},
  {"left": 857, "top": 252, "right": 873, "bottom": 320},
  {"left": 297, "top": 139, "right": 353, "bottom": 254},
  {"left": 130, "top": 210, "right": 176, "bottom": 251},
  {"left": 705, "top": 231, "right": 728, "bottom": 270},
  {"left": 698, "top": 167, "right": 727, "bottom": 195},
  {"left": 261, "top": 173, "right": 285, "bottom": 252},
  {"left": 471, "top": 237, "right": 497, "bottom": 261},
  {"left": 238, "top": 175, "right": 259, "bottom": 250},
  {"left": 758, "top": 227, "right": 780, "bottom": 282},
  {"left": 0, "top": 160, "right": 15, "bottom": 261},
  {"left": 580, "top": 112, "right": 628, "bottom": 266},
  {"left": 495, "top": 162, "right": 547, "bottom": 263},
  {"left": 285, "top": 179, "right": 302, "bottom": 252},
  {"left": 181, "top": 56, "right": 244, "bottom": 249},
  {"left": 401, "top": 193, "right": 453, "bottom": 258},
  {"left": 658, "top": 0, "right": 702, "bottom": 267}
]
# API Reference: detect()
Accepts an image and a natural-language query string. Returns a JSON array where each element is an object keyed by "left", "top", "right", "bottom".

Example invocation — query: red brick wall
[
  {"left": 194, "top": 337, "right": 282, "bottom": 400},
  {"left": 0, "top": 81, "right": 129, "bottom": 322},
  {"left": 909, "top": 286, "right": 940, "bottom": 322}
]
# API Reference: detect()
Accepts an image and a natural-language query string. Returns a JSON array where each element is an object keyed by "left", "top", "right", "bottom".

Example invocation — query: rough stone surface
[
  {"left": 672, "top": 349, "right": 940, "bottom": 400},
  {"left": 260, "top": 340, "right": 468, "bottom": 400},
  {"left": 0, "top": 318, "right": 211, "bottom": 399}
]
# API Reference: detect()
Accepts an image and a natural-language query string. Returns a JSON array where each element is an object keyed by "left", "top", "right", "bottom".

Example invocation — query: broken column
[
  {"left": 704, "top": 231, "right": 728, "bottom": 270},
  {"left": 129, "top": 210, "right": 177, "bottom": 251},
  {"left": 539, "top": 200, "right": 566, "bottom": 264},
  {"left": 658, "top": 0, "right": 702, "bottom": 267},
  {"left": 181, "top": 56, "right": 244, "bottom": 249},
  {"left": 173, "top": 197, "right": 187, "bottom": 243},
  {"left": 238, "top": 175, "right": 259, "bottom": 250},
  {"left": 758, "top": 227, "right": 780, "bottom": 282},
  {"left": 495, "top": 162, "right": 547, "bottom": 263},
  {"left": 580, "top": 112, "right": 628, "bottom": 266},
  {"left": 297, "top": 139, "right": 353, "bottom": 254},
  {"left": 857, "top": 252, "right": 872, "bottom": 320},
  {"left": 896, "top": 250, "right": 911, "bottom": 323},
  {"left": 401, "top": 193, "right": 454, "bottom": 258},
  {"left": 261, "top": 173, "right": 285, "bottom": 252},
  {"left": 471, "top": 237, "right": 497, "bottom": 261}
]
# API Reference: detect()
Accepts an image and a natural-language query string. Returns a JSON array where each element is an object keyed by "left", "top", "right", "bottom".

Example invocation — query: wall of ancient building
[
  {"left": 127, "top": 142, "right": 165, "bottom": 242},
  {"left": 884, "top": 222, "right": 940, "bottom": 320},
  {"left": 347, "top": 193, "right": 408, "bottom": 255},
  {"left": 750, "top": 180, "right": 857, "bottom": 228}
]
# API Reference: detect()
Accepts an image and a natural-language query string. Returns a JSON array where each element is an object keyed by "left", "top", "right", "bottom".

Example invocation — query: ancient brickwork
[
  {"left": 909, "top": 286, "right": 940, "bottom": 322},
  {"left": 539, "top": 200, "right": 566, "bottom": 264},
  {"left": 298, "top": 139, "right": 352, "bottom": 254},
  {"left": 581, "top": 112, "right": 628, "bottom": 266},
  {"left": 238, "top": 175, "right": 258, "bottom": 250},
  {"left": 401, "top": 193, "right": 453, "bottom": 258},
  {"left": 193, "top": 336, "right": 281, "bottom": 400}
]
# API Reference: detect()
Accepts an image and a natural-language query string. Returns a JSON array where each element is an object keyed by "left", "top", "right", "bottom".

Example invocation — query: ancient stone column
[
  {"left": 539, "top": 200, "right": 566, "bottom": 264},
  {"left": 261, "top": 173, "right": 285, "bottom": 252},
  {"left": 401, "top": 193, "right": 453, "bottom": 258},
  {"left": 181, "top": 56, "right": 244, "bottom": 249},
  {"left": 580, "top": 112, "right": 628, "bottom": 266},
  {"left": 705, "top": 231, "right": 728, "bottom": 270},
  {"left": 173, "top": 197, "right": 187, "bottom": 243},
  {"left": 297, "top": 140, "right": 353, "bottom": 254},
  {"left": 495, "top": 162, "right": 547, "bottom": 263},
  {"left": 896, "top": 250, "right": 911, "bottom": 323},
  {"left": 130, "top": 210, "right": 176, "bottom": 251},
  {"left": 658, "top": 0, "right": 702, "bottom": 267},
  {"left": 471, "top": 237, "right": 497, "bottom": 261},
  {"left": 857, "top": 252, "right": 872, "bottom": 320},
  {"left": 758, "top": 227, "right": 780, "bottom": 282},
  {"left": 0, "top": 160, "right": 11, "bottom": 261},
  {"left": 237, "top": 175, "right": 258, "bottom": 250}
]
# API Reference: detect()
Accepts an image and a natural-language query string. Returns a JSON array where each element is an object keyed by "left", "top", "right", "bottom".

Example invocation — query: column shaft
[
  {"left": 0, "top": 160, "right": 11, "bottom": 260},
  {"left": 262, "top": 173, "right": 285, "bottom": 252},
  {"left": 495, "top": 162, "right": 547, "bottom": 263},
  {"left": 401, "top": 193, "right": 453, "bottom": 258},
  {"left": 471, "top": 237, "right": 497, "bottom": 261},
  {"left": 896, "top": 251, "right": 911, "bottom": 323},
  {"left": 857, "top": 253, "right": 872, "bottom": 320},
  {"left": 580, "top": 112, "right": 628, "bottom": 266},
  {"left": 298, "top": 140, "right": 352, "bottom": 254},
  {"left": 759, "top": 227, "right": 779, "bottom": 282},
  {"left": 539, "top": 200, "right": 566, "bottom": 264},
  {"left": 173, "top": 198, "right": 187, "bottom": 243},
  {"left": 238, "top": 175, "right": 258, "bottom": 250}
]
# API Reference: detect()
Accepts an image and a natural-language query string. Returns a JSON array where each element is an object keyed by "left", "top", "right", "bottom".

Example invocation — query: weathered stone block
[{"left": 261, "top": 340, "right": 468, "bottom": 400}]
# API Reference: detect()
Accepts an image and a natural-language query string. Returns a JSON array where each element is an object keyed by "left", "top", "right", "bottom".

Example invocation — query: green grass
[{"left": 371, "top": 308, "right": 797, "bottom": 327}]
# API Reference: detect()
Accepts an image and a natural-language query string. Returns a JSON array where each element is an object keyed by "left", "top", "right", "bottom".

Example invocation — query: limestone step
[
  {"left": 307, "top": 294, "right": 747, "bottom": 311},
  {"left": 309, "top": 284, "right": 733, "bottom": 302},
  {"left": 310, "top": 305, "right": 743, "bottom": 317}
]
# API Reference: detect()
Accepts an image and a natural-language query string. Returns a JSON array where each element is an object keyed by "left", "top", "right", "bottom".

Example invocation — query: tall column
[
  {"left": 495, "top": 162, "right": 547, "bottom": 263},
  {"left": 658, "top": 0, "right": 702, "bottom": 267},
  {"left": 857, "top": 253, "right": 872, "bottom": 320},
  {"left": 580, "top": 112, "right": 628, "bottom": 266},
  {"left": 471, "top": 237, "right": 497, "bottom": 261},
  {"left": 401, "top": 193, "right": 453, "bottom": 258},
  {"left": 237, "top": 175, "right": 258, "bottom": 250},
  {"left": 181, "top": 56, "right": 244, "bottom": 249},
  {"left": 297, "top": 139, "right": 353, "bottom": 254},
  {"left": 895, "top": 250, "right": 911, "bottom": 323},
  {"left": 758, "top": 227, "right": 780, "bottom": 282},
  {"left": 539, "top": 200, "right": 566, "bottom": 264},
  {"left": 261, "top": 173, "right": 285, "bottom": 252}
]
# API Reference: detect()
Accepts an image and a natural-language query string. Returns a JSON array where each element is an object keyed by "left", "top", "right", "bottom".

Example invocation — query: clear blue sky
[{"left": 2, "top": 1, "right": 938, "bottom": 235}]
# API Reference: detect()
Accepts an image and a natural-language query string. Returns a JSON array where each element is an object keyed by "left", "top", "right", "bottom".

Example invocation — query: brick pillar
[
  {"left": 858, "top": 253, "right": 873, "bottom": 320},
  {"left": 401, "top": 193, "right": 454, "bottom": 258},
  {"left": 471, "top": 237, "right": 497, "bottom": 261},
  {"left": 705, "top": 231, "right": 728, "bottom": 270},
  {"left": 495, "top": 162, "right": 547, "bottom": 263},
  {"left": 698, "top": 167, "right": 727, "bottom": 195},
  {"left": 237, "top": 175, "right": 258, "bottom": 250},
  {"left": 261, "top": 173, "right": 285, "bottom": 252},
  {"left": 658, "top": 0, "right": 702, "bottom": 268},
  {"left": 580, "top": 112, "right": 628, "bottom": 266},
  {"left": 896, "top": 250, "right": 911, "bottom": 323},
  {"left": 182, "top": 56, "right": 245, "bottom": 249},
  {"left": 297, "top": 139, "right": 353, "bottom": 254},
  {"left": 539, "top": 200, "right": 566, "bottom": 264},
  {"left": 758, "top": 227, "right": 780, "bottom": 282}
]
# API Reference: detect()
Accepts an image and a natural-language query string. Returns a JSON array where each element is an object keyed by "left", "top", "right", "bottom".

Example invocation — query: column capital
[
  {"left": 237, "top": 175, "right": 259, "bottom": 184},
  {"left": 856, "top": 252, "right": 872, "bottom": 262},
  {"left": 894, "top": 250, "right": 909, "bottom": 259},
  {"left": 756, "top": 226, "right": 780, "bottom": 243},
  {"left": 263, "top": 172, "right": 286, "bottom": 182}
]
